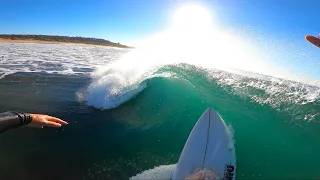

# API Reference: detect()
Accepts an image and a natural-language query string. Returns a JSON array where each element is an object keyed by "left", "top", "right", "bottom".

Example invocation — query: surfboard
[
  {"left": 172, "top": 108, "right": 236, "bottom": 180},
  {"left": 305, "top": 35, "right": 320, "bottom": 49}
]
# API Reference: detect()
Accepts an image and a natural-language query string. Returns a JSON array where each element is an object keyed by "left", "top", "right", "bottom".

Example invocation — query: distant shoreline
[
  {"left": 0, "top": 34, "right": 131, "bottom": 48},
  {"left": 0, "top": 38, "right": 121, "bottom": 48}
]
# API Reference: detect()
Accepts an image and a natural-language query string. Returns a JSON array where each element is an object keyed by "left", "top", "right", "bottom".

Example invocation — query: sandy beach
[{"left": 0, "top": 38, "right": 125, "bottom": 48}]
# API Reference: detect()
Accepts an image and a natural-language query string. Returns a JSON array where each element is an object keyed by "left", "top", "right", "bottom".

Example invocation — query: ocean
[{"left": 0, "top": 42, "right": 319, "bottom": 180}]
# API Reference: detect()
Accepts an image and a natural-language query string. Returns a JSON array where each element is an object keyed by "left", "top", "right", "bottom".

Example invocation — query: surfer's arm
[
  {"left": 0, "top": 112, "right": 68, "bottom": 134},
  {"left": 0, "top": 112, "right": 32, "bottom": 133}
]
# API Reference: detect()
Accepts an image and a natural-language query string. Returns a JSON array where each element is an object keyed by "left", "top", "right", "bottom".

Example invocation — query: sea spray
[
  {"left": 85, "top": 64, "right": 149, "bottom": 109},
  {"left": 83, "top": 25, "right": 271, "bottom": 110},
  {"left": 130, "top": 164, "right": 177, "bottom": 180}
]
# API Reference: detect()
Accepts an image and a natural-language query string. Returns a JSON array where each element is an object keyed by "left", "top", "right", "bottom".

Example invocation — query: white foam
[
  {"left": 226, "top": 124, "right": 235, "bottom": 150},
  {"left": 207, "top": 70, "right": 320, "bottom": 121},
  {"left": 130, "top": 164, "right": 176, "bottom": 180},
  {"left": 0, "top": 42, "right": 128, "bottom": 78},
  {"left": 85, "top": 79, "right": 147, "bottom": 109}
]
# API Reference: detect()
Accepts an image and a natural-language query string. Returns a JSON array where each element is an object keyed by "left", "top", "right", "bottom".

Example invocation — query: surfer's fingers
[
  {"left": 46, "top": 116, "right": 68, "bottom": 125},
  {"left": 44, "top": 120, "right": 62, "bottom": 128}
]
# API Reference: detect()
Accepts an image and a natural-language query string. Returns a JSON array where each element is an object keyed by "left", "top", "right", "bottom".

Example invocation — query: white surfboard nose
[{"left": 172, "top": 107, "right": 236, "bottom": 180}]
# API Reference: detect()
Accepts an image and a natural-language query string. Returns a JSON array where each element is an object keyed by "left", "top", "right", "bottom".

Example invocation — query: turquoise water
[{"left": 0, "top": 64, "right": 319, "bottom": 180}]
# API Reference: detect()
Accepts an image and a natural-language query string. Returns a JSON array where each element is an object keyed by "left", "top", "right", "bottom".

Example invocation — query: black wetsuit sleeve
[{"left": 0, "top": 112, "right": 32, "bottom": 134}]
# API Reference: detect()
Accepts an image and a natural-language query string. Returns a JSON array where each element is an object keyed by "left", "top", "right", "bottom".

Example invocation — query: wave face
[{"left": 84, "top": 60, "right": 320, "bottom": 121}]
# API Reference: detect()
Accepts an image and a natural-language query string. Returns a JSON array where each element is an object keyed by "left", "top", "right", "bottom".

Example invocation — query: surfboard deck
[
  {"left": 172, "top": 108, "right": 236, "bottom": 180},
  {"left": 305, "top": 35, "right": 320, "bottom": 49}
]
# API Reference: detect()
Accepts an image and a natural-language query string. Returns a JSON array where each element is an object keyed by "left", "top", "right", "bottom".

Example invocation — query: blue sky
[
  {"left": 1, "top": 0, "right": 319, "bottom": 80},
  {"left": 0, "top": 0, "right": 175, "bottom": 43}
]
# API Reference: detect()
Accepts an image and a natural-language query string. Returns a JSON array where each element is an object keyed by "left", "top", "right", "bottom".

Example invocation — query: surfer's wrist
[{"left": 9, "top": 111, "right": 32, "bottom": 126}]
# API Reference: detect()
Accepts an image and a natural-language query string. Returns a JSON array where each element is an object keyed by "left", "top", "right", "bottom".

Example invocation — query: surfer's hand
[{"left": 27, "top": 114, "right": 68, "bottom": 128}]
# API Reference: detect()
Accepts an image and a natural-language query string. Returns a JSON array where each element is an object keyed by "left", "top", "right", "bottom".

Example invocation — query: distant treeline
[{"left": 0, "top": 34, "right": 130, "bottom": 48}]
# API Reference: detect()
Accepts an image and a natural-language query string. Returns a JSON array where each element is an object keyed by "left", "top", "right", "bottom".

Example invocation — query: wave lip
[
  {"left": 85, "top": 74, "right": 147, "bottom": 110},
  {"left": 84, "top": 64, "right": 149, "bottom": 110}
]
